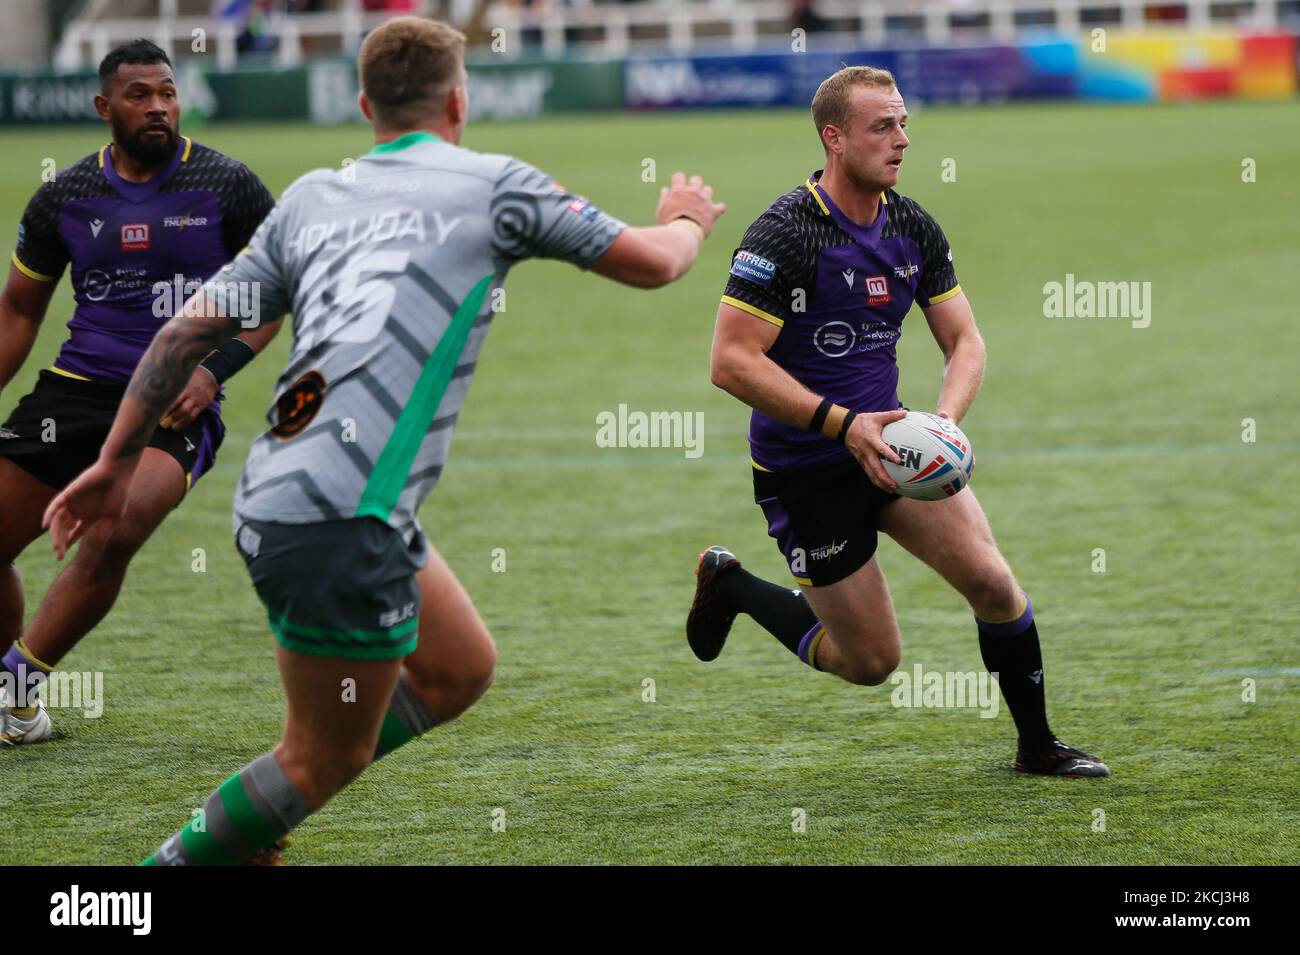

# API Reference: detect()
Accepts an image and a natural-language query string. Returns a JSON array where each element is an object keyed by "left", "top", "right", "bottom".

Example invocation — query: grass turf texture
[{"left": 1, "top": 101, "right": 1297, "bottom": 865}]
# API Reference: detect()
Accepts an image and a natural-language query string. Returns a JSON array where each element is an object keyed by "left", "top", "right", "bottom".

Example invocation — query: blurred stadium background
[
  {"left": 1, "top": 1, "right": 1296, "bottom": 864},
  {"left": 1, "top": 0, "right": 1297, "bottom": 115}
]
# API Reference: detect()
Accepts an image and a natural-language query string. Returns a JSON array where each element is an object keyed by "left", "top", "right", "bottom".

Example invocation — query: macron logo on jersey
[{"left": 730, "top": 250, "right": 777, "bottom": 288}]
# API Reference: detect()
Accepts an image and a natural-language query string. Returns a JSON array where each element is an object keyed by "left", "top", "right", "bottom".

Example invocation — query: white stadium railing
[{"left": 54, "top": 0, "right": 1293, "bottom": 72}]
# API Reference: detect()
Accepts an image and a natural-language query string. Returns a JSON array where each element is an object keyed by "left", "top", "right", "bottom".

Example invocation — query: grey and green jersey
[{"left": 203, "top": 131, "right": 626, "bottom": 542}]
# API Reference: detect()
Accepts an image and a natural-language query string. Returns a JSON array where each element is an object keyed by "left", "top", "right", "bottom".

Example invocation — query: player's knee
[
  {"left": 460, "top": 626, "right": 497, "bottom": 689},
  {"left": 78, "top": 525, "right": 148, "bottom": 573},
  {"left": 471, "top": 636, "right": 498, "bottom": 696},
  {"left": 841, "top": 648, "right": 900, "bottom": 686},
  {"left": 409, "top": 630, "right": 497, "bottom": 711},
  {"left": 966, "top": 568, "right": 1020, "bottom": 621}
]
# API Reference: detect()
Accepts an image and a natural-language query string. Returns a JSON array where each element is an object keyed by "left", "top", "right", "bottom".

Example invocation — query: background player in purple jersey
[
  {"left": 688, "top": 66, "right": 1109, "bottom": 777},
  {"left": 0, "top": 40, "right": 280, "bottom": 744}
]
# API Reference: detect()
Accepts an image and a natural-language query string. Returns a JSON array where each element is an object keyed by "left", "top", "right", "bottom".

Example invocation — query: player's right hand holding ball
[{"left": 846, "top": 409, "right": 907, "bottom": 492}]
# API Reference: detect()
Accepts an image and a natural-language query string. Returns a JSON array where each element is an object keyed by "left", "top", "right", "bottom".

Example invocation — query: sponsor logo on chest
[
  {"left": 120, "top": 223, "right": 150, "bottom": 251},
  {"left": 163, "top": 214, "right": 208, "bottom": 230},
  {"left": 865, "top": 274, "right": 890, "bottom": 306}
]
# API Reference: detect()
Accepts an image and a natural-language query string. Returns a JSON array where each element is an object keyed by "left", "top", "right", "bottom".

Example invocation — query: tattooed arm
[
  {"left": 117, "top": 300, "right": 241, "bottom": 461},
  {"left": 43, "top": 294, "right": 244, "bottom": 558}
]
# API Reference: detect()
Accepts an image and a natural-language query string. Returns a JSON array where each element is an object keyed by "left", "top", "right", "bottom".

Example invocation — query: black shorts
[
  {"left": 753, "top": 456, "right": 900, "bottom": 588},
  {"left": 235, "top": 517, "right": 429, "bottom": 660},
  {"left": 0, "top": 369, "right": 224, "bottom": 490}
]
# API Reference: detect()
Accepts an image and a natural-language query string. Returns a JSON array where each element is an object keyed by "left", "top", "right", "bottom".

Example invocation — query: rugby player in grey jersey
[{"left": 45, "top": 16, "right": 725, "bottom": 865}]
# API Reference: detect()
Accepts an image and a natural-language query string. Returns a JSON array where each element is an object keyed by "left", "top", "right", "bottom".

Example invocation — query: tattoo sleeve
[{"left": 115, "top": 297, "right": 240, "bottom": 463}]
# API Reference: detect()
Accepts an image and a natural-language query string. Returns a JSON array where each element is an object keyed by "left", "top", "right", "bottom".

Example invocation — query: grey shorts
[{"left": 235, "top": 517, "right": 428, "bottom": 660}]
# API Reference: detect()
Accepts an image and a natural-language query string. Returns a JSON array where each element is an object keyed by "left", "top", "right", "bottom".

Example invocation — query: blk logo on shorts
[
  {"left": 121, "top": 223, "right": 150, "bottom": 251},
  {"left": 865, "top": 275, "right": 890, "bottom": 306}
]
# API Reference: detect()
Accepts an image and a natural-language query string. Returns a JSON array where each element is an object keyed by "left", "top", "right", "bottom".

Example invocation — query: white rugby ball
[{"left": 880, "top": 411, "right": 975, "bottom": 501}]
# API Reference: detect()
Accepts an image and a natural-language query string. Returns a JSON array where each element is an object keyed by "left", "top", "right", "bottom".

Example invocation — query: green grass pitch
[{"left": 1, "top": 101, "right": 1297, "bottom": 864}]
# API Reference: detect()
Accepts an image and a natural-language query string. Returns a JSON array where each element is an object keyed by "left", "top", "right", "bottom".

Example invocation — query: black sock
[
  {"left": 717, "top": 567, "right": 822, "bottom": 664},
  {"left": 976, "top": 595, "right": 1054, "bottom": 749}
]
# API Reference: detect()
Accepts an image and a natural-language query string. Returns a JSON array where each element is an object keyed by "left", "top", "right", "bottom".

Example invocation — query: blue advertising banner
[{"left": 625, "top": 39, "right": 1080, "bottom": 111}]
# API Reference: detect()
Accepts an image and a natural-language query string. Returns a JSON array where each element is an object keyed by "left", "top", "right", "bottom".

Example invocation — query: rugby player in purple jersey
[
  {"left": 0, "top": 40, "right": 280, "bottom": 744},
  {"left": 688, "top": 66, "right": 1109, "bottom": 777}
]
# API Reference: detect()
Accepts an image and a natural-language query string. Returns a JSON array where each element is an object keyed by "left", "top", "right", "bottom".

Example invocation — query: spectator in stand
[
  {"left": 215, "top": 0, "right": 279, "bottom": 56},
  {"left": 790, "top": 0, "right": 834, "bottom": 35}
]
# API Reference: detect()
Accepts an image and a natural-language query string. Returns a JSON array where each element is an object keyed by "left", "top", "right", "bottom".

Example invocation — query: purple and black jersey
[
  {"left": 11, "top": 136, "right": 274, "bottom": 385},
  {"left": 721, "top": 170, "right": 961, "bottom": 472}
]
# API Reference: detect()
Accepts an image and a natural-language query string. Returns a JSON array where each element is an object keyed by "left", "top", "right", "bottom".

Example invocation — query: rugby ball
[{"left": 880, "top": 411, "right": 975, "bottom": 501}]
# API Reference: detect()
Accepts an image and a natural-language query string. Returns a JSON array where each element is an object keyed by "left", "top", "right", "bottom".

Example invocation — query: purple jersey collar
[
  {"left": 806, "top": 169, "right": 888, "bottom": 249},
  {"left": 100, "top": 135, "right": 191, "bottom": 202}
]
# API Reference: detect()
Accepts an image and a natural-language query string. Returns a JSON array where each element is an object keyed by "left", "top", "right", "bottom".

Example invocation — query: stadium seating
[{"left": 53, "top": 0, "right": 1298, "bottom": 69}]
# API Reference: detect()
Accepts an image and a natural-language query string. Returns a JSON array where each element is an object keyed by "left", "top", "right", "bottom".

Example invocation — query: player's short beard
[{"left": 111, "top": 112, "right": 178, "bottom": 167}]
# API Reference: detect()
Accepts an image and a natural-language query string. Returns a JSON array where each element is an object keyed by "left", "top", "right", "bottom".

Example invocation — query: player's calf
[
  {"left": 23, "top": 452, "right": 186, "bottom": 670},
  {"left": 372, "top": 548, "right": 497, "bottom": 762},
  {"left": 687, "top": 544, "right": 902, "bottom": 685},
  {"left": 145, "top": 647, "right": 401, "bottom": 866},
  {"left": 404, "top": 549, "right": 497, "bottom": 720},
  {"left": 275, "top": 735, "right": 376, "bottom": 809},
  {"left": 17, "top": 527, "right": 146, "bottom": 672},
  {"left": 397, "top": 646, "right": 495, "bottom": 733},
  {"left": 0, "top": 459, "right": 58, "bottom": 653},
  {"left": 689, "top": 459, "right": 903, "bottom": 677},
  {"left": 801, "top": 558, "right": 902, "bottom": 684},
  {"left": 0, "top": 564, "right": 24, "bottom": 651}
]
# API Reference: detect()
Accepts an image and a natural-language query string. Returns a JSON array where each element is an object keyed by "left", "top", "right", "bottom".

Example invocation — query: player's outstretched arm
[
  {"left": 921, "top": 291, "right": 985, "bottom": 424},
  {"left": 710, "top": 301, "right": 904, "bottom": 491},
  {"left": 42, "top": 293, "right": 250, "bottom": 558},
  {"left": 591, "top": 172, "right": 725, "bottom": 289},
  {"left": 160, "top": 317, "right": 286, "bottom": 430},
  {"left": 0, "top": 264, "right": 58, "bottom": 394}
]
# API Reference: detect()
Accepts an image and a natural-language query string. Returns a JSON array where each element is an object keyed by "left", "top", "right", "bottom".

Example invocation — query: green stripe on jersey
[{"left": 356, "top": 274, "right": 493, "bottom": 523}]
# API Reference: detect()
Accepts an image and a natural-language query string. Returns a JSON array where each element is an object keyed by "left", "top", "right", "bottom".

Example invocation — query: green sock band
[
  {"left": 376, "top": 710, "right": 416, "bottom": 756},
  {"left": 144, "top": 753, "right": 312, "bottom": 865},
  {"left": 373, "top": 672, "right": 439, "bottom": 760}
]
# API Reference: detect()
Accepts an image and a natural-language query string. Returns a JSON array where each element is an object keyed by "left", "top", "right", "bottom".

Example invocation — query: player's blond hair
[
  {"left": 358, "top": 17, "right": 466, "bottom": 128},
  {"left": 811, "top": 66, "right": 897, "bottom": 151}
]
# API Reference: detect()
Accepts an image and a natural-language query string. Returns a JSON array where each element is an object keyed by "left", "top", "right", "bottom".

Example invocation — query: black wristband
[
  {"left": 808, "top": 397, "right": 832, "bottom": 434},
  {"left": 836, "top": 410, "right": 858, "bottom": 443},
  {"left": 199, "top": 338, "right": 256, "bottom": 385}
]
